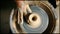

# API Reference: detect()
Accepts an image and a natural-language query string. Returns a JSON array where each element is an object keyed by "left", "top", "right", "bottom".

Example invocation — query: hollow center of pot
[{"left": 32, "top": 16, "right": 37, "bottom": 21}]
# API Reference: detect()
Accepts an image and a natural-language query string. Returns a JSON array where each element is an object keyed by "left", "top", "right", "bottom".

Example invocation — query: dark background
[{"left": 0, "top": 0, "right": 16, "bottom": 33}]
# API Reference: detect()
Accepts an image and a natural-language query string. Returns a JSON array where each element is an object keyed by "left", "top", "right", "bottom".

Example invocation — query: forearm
[{"left": 15, "top": 0, "right": 25, "bottom": 8}]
